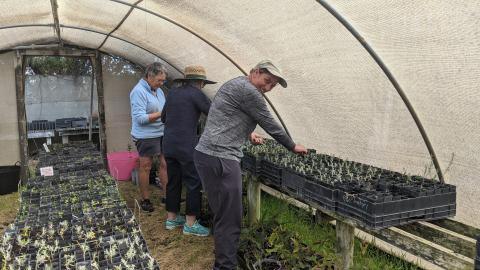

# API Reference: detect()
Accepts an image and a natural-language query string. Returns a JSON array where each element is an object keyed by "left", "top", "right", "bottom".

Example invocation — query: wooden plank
[
  {"left": 373, "top": 226, "right": 474, "bottom": 269},
  {"left": 336, "top": 220, "right": 354, "bottom": 270},
  {"left": 350, "top": 224, "right": 444, "bottom": 270},
  {"left": 247, "top": 175, "right": 261, "bottom": 225},
  {"left": 417, "top": 221, "right": 477, "bottom": 244},
  {"left": 14, "top": 51, "right": 28, "bottom": 182},
  {"left": 23, "top": 48, "right": 95, "bottom": 57},
  {"left": 92, "top": 53, "right": 108, "bottom": 167},
  {"left": 399, "top": 222, "right": 476, "bottom": 259}
]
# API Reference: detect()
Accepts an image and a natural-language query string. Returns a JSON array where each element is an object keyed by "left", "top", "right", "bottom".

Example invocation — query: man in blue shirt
[
  {"left": 161, "top": 65, "right": 214, "bottom": 237},
  {"left": 130, "top": 62, "right": 168, "bottom": 212}
]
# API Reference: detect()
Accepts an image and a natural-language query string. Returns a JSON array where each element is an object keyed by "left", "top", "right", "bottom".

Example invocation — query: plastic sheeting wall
[
  {"left": 102, "top": 63, "right": 141, "bottom": 153},
  {"left": 0, "top": 52, "right": 20, "bottom": 166},
  {"left": 0, "top": 0, "right": 479, "bottom": 227},
  {"left": 25, "top": 75, "right": 97, "bottom": 122}
]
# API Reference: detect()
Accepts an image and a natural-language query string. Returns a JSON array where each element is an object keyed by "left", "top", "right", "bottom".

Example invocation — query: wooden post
[
  {"left": 14, "top": 50, "right": 28, "bottom": 182},
  {"left": 92, "top": 52, "right": 107, "bottom": 167},
  {"left": 315, "top": 212, "right": 334, "bottom": 224},
  {"left": 247, "top": 175, "right": 261, "bottom": 225},
  {"left": 336, "top": 220, "right": 355, "bottom": 270}
]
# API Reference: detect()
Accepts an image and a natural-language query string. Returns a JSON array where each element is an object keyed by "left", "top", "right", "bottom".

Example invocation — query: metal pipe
[
  {"left": 316, "top": 0, "right": 444, "bottom": 182},
  {"left": 109, "top": 0, "right": 292, "bottom": 138},
  {"left": 97, "top": 0, "right": 143, "bottom": 50}
]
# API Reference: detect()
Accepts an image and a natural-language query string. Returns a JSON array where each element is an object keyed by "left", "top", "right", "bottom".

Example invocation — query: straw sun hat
[{"left": 173, "top": 65, "right": 217, "bottom": 84}]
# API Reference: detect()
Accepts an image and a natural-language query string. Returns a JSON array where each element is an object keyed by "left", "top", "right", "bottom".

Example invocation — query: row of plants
[
  {"left": 1, "top": 141, "right": 160, "bottom": 270},
  {"left": 242, "top": 140, "right": 456, "bottom": 230}
]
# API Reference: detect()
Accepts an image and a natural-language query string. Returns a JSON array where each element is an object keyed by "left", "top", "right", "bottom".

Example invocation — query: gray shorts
[{"left": 134, "top": 137, "right": 163, "bottom": 157}]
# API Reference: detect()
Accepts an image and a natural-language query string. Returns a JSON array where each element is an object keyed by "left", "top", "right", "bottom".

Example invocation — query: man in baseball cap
[{"left": 194, "top": 60, "right": 306, "bottom": 269}]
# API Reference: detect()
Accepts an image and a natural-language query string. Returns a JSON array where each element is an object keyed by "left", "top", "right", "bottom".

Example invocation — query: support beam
[
  {"left": 88, "top": 65, "right": 95, "bottom": 141},
  {"left": 92, "top": 52, "right": 108, "bottom": 167},
  {"left": 336, "top": 220, "right": 355, "bottom": 270},
  {"left": 24, "top": 48, "right": 95, "bottom": 57},
  {"left": 14, "top": 51, "right": 28, "bottom": 182},
  {"left": 50, "top": 0, "right": 63, "bottom": 47}
]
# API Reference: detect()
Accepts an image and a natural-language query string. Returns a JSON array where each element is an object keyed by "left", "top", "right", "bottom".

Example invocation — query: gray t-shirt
[{"left": 196, "top": 76, "right": 295, "bottom": 161}]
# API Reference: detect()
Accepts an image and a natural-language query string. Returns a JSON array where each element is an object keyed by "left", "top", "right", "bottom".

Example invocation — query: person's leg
[
  {"left": 194, "top": 150, "right": 242, "bottom": 269},
  {"left": 165, "top": 157, "right": 183, "bottom": 223},
  {"left": 181, "top": 159, "right": 202, "bottom": 225},
  {"left": 158, "top": 154, "right": 168, "bottom": 201},
  {"left": 139, "top": 156, "right": 153, "bottom": 199},
  {"left": 138, "top": 156, "right": 154, "bottom": 212}
]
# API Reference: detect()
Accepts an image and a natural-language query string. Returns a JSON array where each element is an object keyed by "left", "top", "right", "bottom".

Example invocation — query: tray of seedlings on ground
[
  {"left": 0, "top": 141, "right": 160, "bottom": 270},
  {"left": 241, "top": 140, "right": 456, "bottom": 230}
]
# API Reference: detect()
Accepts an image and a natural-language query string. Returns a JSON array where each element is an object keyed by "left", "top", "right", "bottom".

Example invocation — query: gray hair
[{"left": 144, "top": 62, "right": 168, "bottom": 78}]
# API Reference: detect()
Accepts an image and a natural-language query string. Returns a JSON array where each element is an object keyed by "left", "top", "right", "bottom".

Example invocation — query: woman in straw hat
[
  {"left": 161, "top": 65, "right": 215, "bottom": 236},
  {"left": 194, "top": 60, "right": 307, "bottom": 269}
]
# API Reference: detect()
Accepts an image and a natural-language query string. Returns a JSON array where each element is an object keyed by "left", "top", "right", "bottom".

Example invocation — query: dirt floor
[
  {"left": 0, "top": 181, "right": 215, "bottom": 270},
  {"left": 118, "top": 181, "right": 214, "bottom": 270},
  {"left": 117, "top": 181, "right": 215, "bottom": 270}
]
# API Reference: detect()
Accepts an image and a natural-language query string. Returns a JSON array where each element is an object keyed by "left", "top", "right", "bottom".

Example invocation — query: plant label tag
[
  {"left": 43, "top": 143, "right": 50, "bottom": 153},
  {"left": 40, "top": 166, "right": 54, "bottom": 176}
]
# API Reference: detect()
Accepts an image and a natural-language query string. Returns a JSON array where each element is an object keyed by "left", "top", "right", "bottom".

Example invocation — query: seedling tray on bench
[
  {"left": 303, "top": 179, "right": 336, "bottom": 211},
  {"left": 334, "top": 187, "right": 456, "bottom": 230},
  {"left": 241, "top": 153, "right": 262, "bottom": 176},
  {"left": 260, "top": 160, "right": 282, "bottom": 188}
]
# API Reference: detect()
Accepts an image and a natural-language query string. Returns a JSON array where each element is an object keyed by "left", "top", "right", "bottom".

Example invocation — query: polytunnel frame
[
  {"left": 2, "top": 0, "right": 443, "bottom": 181},
  {"left": 109, "top": 0, "right": 444, "bottom": 182},
  {"left": 316, "top": 0, "right": 444, "bottom": 182}
]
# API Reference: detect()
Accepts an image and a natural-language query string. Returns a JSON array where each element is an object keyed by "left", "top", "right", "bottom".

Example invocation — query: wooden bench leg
[
  {"left": 336, "top": 220, "right": 355, "bottom": 270},
  {"left": 247, "top": 175, "right": 261, "bottom": 225}
]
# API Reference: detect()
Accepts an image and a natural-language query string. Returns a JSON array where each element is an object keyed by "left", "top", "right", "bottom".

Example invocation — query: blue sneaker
[
  {"left": 183, "top": 221, "right": 210, "bottom": 237},
  {"left": 165, "top": 216, "right": 186, "bottom": 230}
]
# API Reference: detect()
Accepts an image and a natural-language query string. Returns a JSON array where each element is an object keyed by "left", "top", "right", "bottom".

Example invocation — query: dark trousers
[
  {"left": 194, "top": 150, "right": 242, "bottom": 270},
  {"left": 165, "top": 156, "right": 202, "bottom": 217}
]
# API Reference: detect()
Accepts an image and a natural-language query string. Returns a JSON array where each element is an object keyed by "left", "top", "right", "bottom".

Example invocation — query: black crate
[
  {"left": 281, "top": 169, "right": 305, "bottom": 197},
  {"left": 56, "top": 118, "right": 74, "bottom": 128},
  {"left": 303, "top": 179, "right": 336, "bottom": 211},
  {"left": 260, "top": 160, "right": 282, "bottom": 188},
  {"left": 71, "top": 117, "right": 87, "bottom": 128},
  {"left": 28, "top": 120, "right": 55, "bottom": 131},
  {"left": 241, "top": 153, "right": 262, "bottom": 175},
  {"left": 335, "top": 190, "right": 456, "bottom": 230}
]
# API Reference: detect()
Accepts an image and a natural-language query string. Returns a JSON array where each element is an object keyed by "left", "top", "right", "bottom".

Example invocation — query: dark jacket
[{"left": 161, "top": 85, "right": 211, "bottom": 160}]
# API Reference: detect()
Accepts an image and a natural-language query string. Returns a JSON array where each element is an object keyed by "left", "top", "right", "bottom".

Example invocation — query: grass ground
[{"left": 0, "top": 180, "right": 421, "bottom": 270}]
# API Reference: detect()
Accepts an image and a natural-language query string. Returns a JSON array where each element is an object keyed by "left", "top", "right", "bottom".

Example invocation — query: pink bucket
[{"left": 107, "top": 151, "right": 139, "bottom": 181}]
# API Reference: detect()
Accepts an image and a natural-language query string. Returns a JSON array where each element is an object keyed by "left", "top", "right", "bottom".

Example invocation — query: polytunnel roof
[{"left": 1, "top": 1, "right": 480, "bottom": 227}]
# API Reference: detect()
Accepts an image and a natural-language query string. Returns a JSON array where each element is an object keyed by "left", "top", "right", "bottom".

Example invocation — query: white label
[{"left": 40, "top": 166, "right": 54, "bottom": 176}]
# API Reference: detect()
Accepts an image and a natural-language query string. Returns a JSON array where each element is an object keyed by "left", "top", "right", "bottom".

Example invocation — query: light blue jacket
[{"left": 130, "top": 78, "right": 165, "bottom": 139}]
